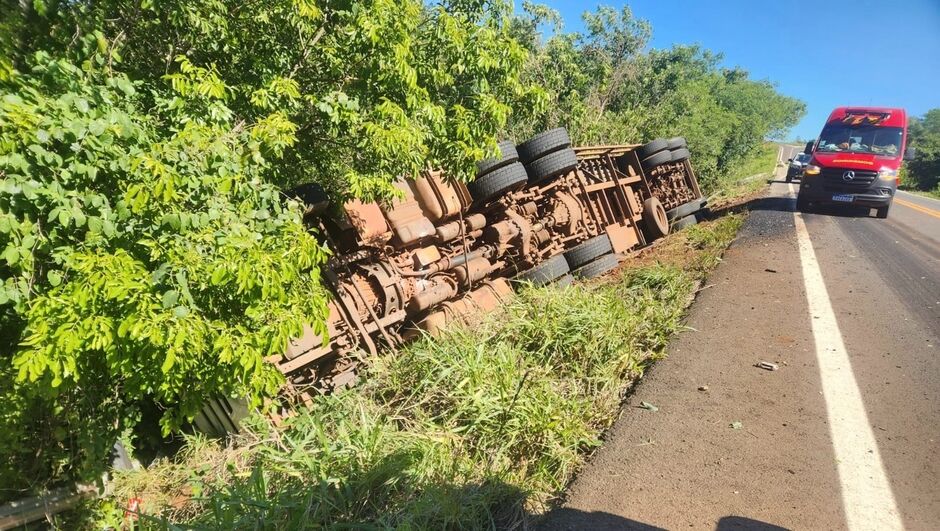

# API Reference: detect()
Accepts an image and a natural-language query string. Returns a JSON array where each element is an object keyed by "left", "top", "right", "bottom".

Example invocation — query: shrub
[{"left": 0, "top": 52, "right": 330, "bottom": 491}]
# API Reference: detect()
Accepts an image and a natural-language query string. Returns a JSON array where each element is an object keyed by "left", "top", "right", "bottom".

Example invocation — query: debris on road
[
  {"left": 756, "top": 361, "right": 779, "bottom": 371},
  {"left": 730, "top": 421, "right": 743, "bottom": 430},
  {"left": 697, "top": 385, "right": 709, "bottom": 391},
  {"left": 639, "top": 401, "right": 659, "bottom": 412},
  {"left": 764, "top": 268, "right": 778, "bottom": 273}
]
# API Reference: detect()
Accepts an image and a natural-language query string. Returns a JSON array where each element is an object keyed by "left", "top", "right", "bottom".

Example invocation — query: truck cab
[{"left": 797, "top": 107, "right": 914, "bottom": 218}]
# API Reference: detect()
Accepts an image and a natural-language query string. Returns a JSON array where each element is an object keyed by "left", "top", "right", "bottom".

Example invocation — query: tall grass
[
  {"left": 76, "top": 216, "right": 743, "bottom": 530},
  {"left": 708, "top": 142, "right": 780, "bottom": 205}
]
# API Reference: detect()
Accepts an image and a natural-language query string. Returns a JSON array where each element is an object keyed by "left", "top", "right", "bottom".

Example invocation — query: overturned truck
[{"left": 196, "top": 129, "right": 706, "bottom": 432}]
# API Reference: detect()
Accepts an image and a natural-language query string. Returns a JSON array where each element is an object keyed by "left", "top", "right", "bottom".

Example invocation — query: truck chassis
[{"left": 195, "top": 130, "right": 705, "bottom": 434}]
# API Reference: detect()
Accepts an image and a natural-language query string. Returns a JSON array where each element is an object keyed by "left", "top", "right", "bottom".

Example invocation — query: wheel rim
[{"left": 655, "top": 204, "right": 667, "bottom": 228}]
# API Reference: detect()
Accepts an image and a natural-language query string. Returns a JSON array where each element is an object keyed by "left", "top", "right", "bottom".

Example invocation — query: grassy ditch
[
  {"left": 707, "top": 143, "right": 781, "bottom": 207},
  {"left": 70, "top": 214, "right": 744, "bottom": 530}
]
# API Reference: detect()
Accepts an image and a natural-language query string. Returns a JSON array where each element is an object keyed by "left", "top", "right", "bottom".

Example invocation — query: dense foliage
[
  {"left": 0, "top": 51, "right": 331, "bottom": 490},
  {"left": 84, "top": 215, "right": 741, "bottom": 529},
  {"left": 1, "top": 0, "right": 802, "bottom": 496},
  {"left": 1, "top": 0, "right": 535, "bottom": 494},
  {"left": 902, "top": 109, "right": 940, "bottom": 195},
  {"left": 506, "top": 3, "right": 806, "bottom": 190},
  {"left": 95, "top": 263, "right": 701, "bottom": 528}
]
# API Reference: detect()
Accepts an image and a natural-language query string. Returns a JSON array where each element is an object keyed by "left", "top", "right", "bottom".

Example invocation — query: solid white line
[{"left": 793, "top": 212, "right": 903, "bottom": 530}]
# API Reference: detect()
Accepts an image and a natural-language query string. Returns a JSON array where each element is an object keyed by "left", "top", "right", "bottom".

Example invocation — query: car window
[{"left": 817, "top": 125, "right": 903, "bottom": 156}]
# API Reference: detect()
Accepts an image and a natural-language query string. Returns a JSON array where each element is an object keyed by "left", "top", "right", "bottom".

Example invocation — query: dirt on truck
[{"left": 195, "top": 128, "right": 708, "bottom": 435}]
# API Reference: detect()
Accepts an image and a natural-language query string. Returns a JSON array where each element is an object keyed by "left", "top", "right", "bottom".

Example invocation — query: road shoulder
[{"left": 539, "top": 186, "right": 846, "bottom": 530}]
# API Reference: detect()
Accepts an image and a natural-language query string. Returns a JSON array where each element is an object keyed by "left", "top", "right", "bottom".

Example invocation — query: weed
[
  {"left": 78, "top": 216, "right": 744, "bottom": 530},
  {"left": 709, "top": 143, "right": 780, "bottom": 206}
]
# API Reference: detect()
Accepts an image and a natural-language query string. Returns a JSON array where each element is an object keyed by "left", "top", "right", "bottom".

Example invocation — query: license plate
[{"left": 832, "top": 194, "right": 854, "bottom": 203}]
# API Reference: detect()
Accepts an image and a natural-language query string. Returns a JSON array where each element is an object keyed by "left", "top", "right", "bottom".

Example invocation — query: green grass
[
  {"left": 708, "top": 143, "right": 780, "bottom": 205},
  {"left": 69, "top": 215, "right": 744, "bottom": 530},
  {"left": 901, "top": 187, "right": 940, "bottom": 200}
]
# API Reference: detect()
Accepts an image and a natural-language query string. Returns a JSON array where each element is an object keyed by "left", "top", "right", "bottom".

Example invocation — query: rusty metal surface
[{"left": 254, "top": 135, "right": 703, "bottom": 407}]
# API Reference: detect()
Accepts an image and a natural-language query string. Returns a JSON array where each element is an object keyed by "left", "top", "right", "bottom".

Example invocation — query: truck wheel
[
  {"left": 672, "top": 214, "right": 698, "bottom": 230},
  {"left": 573, "top": 253, "right": 621, "bottom": 279},
  {"left": 641, "top": 196, "right": 669, "bottom": 241},
  {"left": 636, "top": 138, "right": 669, "bottom": 160},
  {"left": 875, "top": 205, "right": 890, "bottom": 219},
  {"left": 476, "top": 140, "right": 519, "bottom": 176},
  {"left": 564, "top": 233, "right": 613, "bottom": 269},
  {"left": 526, "top": 148, "right": 578, "bottom": 183},
  {"left": 796, "top": 192, "right": 810, "bottom": 212},
  {"left": 553, "top": 273, "right": 575, "bottom": 288},
  {"left": 517, "top": 128, "right": 571, "bottom": 164},
  {"left": 640, "top": 150, "right": 673, "bottom": 172},
  {"left": 515, "top": 254, "right": 570, "bottom": 286},
  {"left": 666, "top": 197, "right": 706, "bottom": 221},
  {"left": 670, "top": 148, "right": 690, "bottom": 162},
  {"left": 467, "top": 162, "right": 528, "bottom": 204},
  {"left": 666, "top": 137, "right": 687, "bottom": 150}
]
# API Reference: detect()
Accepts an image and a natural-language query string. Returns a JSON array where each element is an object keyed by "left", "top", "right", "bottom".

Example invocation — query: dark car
[{"left": 786, "top": 152, "right": 811, "bottom": 182}]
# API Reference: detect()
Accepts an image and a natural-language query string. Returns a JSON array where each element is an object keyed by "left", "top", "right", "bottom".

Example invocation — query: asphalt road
[
  {"left": 777, "top": 143, "right": 805, "bottom": 166},
  {"left": 539, "top": 156, "right": 940, "bottom": 530}
]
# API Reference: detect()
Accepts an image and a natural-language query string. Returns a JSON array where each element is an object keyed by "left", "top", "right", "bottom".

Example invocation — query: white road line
[{"left": 793, "top": 211, "right": 903, "bottom": 530}]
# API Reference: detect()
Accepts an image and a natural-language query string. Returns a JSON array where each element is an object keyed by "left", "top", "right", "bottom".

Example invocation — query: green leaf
[
  {"left": 2, "top": 246, "right": 19, "bottom": 265},
  {"left": 162, "top": 290, "right": 179, "bottom": 308},
  {"left": 87, "top": 216, "right": 103, "bottom": 234},
  {"left": 161, "top": 351, "right": 176, "bottom": 373},
  {"left": 172, "top": 306, "right": 189, "bottom": 318},
  {"left": 210, "top": 267, "right": 227, "bottom": 285},
  {"left": 47, "top": 271, "right": 62, "bottom": 287}
]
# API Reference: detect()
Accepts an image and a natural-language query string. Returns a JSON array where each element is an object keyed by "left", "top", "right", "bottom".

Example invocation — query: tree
[
  {"left": 903, "top": 109, "right": 940, "bottom": 192},
  {"left": 0, "top": 0, "right": 537, "bottom": 492},
  {"left": 505, "top": 5, "right": 805, "bottom": 190}
]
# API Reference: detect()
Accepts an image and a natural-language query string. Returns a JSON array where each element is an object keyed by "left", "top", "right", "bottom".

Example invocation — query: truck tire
[
  {"left": 563, "top": 233, "right": 613, "bottom": 269},
  {"left": 796, "top": 191, "right": 811, "bottom": 212},
  {"left": 476, "top": 140, "right": 519, "bottom": 176},
  {"left": 526, "top": 148, "right": 578, "bottom": 183},
  {"left": 553, "top": 273, "right": 575, "bottom": 288},
  {"left": 876, "top": 205, "right": 890, "bottom": 219},
  {"left": 636, "top": 138, "right": 669, "bottom": 160},
  {"left": 468, "top": 162, "right": 528, "bottom": 204},
  {"left": 670, "top": 147, "right": 690, "bottom": 162},
  {"left": 666, "top": 137, "right": 687, "bottom": 150},
  {"left": 515, "top": 254, "right": 570, "bottom": 285},
  {"left": 573, "top": 253, "right": 621, "bottom": 279},
  {"left": 666, "top": 197, "right": 706, "bottom": 221},
  {"left": 672, "top": 214, "right": 698, "bottom": 230},
  {"left": 517, "top": 128, "right": 571, "bottom": 164},
  {"left": 640, "top": 150, "right": 673, "bottom": 172},
  {"left": 642, "top": 196, "right": 669, "bottom": 241}
]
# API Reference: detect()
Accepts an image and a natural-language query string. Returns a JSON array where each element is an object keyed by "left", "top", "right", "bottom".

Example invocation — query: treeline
[
  {"left": 0, "top": 0, "right": 802, "bottom": 493},
  {"left": 505, "top": 3, "right": 805, "bottom": 189},
  {"left": 903, "top": 109, "right": 940, "bottom": 195}
]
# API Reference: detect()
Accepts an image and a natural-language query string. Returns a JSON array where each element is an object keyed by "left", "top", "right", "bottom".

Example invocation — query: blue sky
[{"left": 527, "top": 0, "right": 940, "bottom": 140}]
